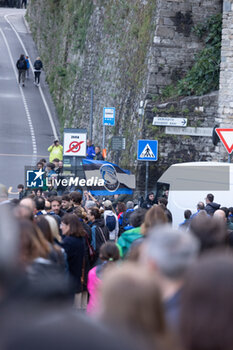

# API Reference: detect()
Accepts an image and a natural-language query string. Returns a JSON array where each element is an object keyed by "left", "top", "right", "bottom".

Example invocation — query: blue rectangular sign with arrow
[{"left": 137, "top": 140, "right": 158, "bottom": 161}]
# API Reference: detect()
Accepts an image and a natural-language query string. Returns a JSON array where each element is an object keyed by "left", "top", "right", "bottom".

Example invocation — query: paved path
[{"left": 0, "top": 8, "right": 59, "bottom": 196}]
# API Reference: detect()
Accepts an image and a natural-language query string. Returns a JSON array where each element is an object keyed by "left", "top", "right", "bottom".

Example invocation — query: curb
[{"left": 23, "top": 12, "right": 31, "bottom": 34}]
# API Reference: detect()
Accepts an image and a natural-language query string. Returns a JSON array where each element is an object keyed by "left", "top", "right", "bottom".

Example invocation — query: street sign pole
[
  {"left": 145, "top": 161, "right": 149, "bottom": 197},
  {"left": 137, "top": 140, "right": 158, "bottom": 196},
  {"left": 103, "top": 124, "right": 105, "bottom": 150},
  {"left": 89, "top": 88, "right": 93, "bottom": 141}
]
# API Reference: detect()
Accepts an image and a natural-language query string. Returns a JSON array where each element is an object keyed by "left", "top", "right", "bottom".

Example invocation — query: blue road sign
[
  {"left": 103, "top": 107, "right": 115, "bottom": 126},
  {"left": 137, "top": 140, "right": 158, "bottom": 161}
]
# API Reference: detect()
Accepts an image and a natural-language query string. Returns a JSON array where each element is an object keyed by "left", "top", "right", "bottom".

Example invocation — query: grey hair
[
  {"left": 126, "top": 201, "right": 134, "bottom": 209},
  {"left": 85, "top": 200, "right": 96, "bottom": 209},
  {"left": 144, "top": 225, "right": 200, "bottom": 279}
]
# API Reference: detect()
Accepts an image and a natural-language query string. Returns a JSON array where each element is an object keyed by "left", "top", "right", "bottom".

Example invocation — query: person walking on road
[
  {"left": 33, "top": 57, "right": 43, "bottom": 86},
  {"left": 16, "top": 54, "right": 27, "bottom": 87},
  {"left": 25, "top": 56, "right": 30, "bottom": 78},
  {"left": 21, "top": 0, "right": 27, "bottom": 8}
]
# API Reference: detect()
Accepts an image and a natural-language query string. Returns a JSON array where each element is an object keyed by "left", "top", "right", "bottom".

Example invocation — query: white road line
[
  {"left": 0, "top": 28, "right": 37, "bottom": 163},
  {"left": 4, "top": 14, "right": 58, "bottom": 140}
]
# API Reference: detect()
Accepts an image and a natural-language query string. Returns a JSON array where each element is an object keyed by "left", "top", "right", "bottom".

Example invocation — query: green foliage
[
  {"left": 72, "top": 1, "right": 93, "bottom": 53},
  {"left": 178, "top": 14, "right": 222, "bottom": 96},
  {"left": 158, "top": 14, "right": 222, "bottom": 100},
  {"left": 161, "top": 84, "right": 178, "bottom": 101}
]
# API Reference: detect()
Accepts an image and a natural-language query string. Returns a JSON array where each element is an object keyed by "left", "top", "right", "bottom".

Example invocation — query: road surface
[{"left": 0, "top": 8, "right": 59, "bottom": 197}]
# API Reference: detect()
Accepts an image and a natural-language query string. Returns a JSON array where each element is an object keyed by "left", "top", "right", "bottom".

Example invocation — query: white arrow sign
[{"left": 153, "top": 117, "right": 187, "bottom": 127}]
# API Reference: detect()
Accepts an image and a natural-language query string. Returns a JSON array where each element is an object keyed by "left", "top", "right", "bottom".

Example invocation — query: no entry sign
[{"left": 63, "top": 129, "right": 87, "bottom": 157}]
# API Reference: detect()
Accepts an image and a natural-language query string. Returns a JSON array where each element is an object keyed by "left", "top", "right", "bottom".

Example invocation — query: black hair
[
  {"left": 35, "top": 196, "right": 45, "bottom": 211},
  {"left": 130, "top": 208, "right": 147, "bottom": 227},
  {"left": 17, "top": 184, "right": 24, "bottom": 189},
  {"left": 184, "top": 209, "right": 192, "bottom": 220}
]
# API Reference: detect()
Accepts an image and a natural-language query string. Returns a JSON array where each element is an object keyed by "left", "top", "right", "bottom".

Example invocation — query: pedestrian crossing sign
[{"left": 137, "top": 140, "right": 158, "bottom": 161}]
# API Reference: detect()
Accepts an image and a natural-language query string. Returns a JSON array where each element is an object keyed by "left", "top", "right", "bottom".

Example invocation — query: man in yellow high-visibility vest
[{"left": 48, "top": 140, "right": 63, "bottom": 162}]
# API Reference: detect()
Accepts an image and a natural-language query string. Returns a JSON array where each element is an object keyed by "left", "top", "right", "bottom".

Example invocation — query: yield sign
[{"left": 216, "top": 128, "right": 233, "bottom": 154}]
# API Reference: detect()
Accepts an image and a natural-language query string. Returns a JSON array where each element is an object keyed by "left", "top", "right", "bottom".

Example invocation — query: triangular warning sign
[
  {"left": 216, "top": 128, "right": 233, "bottom": 154},
  {"left": 140, "top": 143, "right": 155, "bottom": 158}
]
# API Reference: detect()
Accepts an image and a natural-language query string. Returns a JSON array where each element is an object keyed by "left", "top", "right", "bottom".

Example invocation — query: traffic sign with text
[
  {"left": 153, "top": 117, "right": 187, "bottom": 127},
  {"left": 103, "top": 107, "right": 115, "bottom": 126},
  {"left": 63, "top": 129, "right": 87, "bottom": 157}
]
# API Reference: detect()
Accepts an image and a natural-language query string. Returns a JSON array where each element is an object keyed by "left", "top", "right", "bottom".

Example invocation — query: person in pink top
[{"left": 87, "top": 242, "right": 120, "bottom": 314}]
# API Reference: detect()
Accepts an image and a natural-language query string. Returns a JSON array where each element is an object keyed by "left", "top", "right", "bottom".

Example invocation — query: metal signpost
[
  {"left": 63, "top": 128, "right": 87, "bottom": 178},
  {"left": 137, "top": 140, "right": 158, "bottom": 196}
]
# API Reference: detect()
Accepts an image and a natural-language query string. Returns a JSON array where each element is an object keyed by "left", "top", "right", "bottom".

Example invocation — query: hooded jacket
[
  {"left": 86, "top": 144, "right": 95, "bottom": 159},
  {"left": 103, "top": 210, "right": 119, "bottom": 241},
  {"left": 141, "top": 193, "right": 156, "bottom": 210},
  {"left": 90, "top": 219, "right": 109, "bottom": 256},
  {"left": 116, "top": 226, "right": 143, "bottom": 258},
  {"left": 205, "top": 202, "right": 220, "bottom": 216}
]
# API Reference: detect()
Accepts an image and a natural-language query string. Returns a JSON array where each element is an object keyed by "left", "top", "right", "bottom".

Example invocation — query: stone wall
[
  {"left": 137, "top": 91, "right": 220, "bottom": 193},
  {"left": 217, "top": 0, "right": 233, "bottom": 159},
  {"left": 27, "top": 0, "right": 223, "bottom": 193},
  {"left": 147, "top": 0, "right": 222, "bottom": 97}
]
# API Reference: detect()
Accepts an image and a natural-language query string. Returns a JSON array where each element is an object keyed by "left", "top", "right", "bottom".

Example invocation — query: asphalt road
[{"left": 0, "top": 8, "right": 59, "bottom": 197}]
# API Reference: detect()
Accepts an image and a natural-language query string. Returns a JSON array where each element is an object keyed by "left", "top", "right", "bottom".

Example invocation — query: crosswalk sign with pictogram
[{"left": 137, "top": 140, "right": 158, "bottom": 161}]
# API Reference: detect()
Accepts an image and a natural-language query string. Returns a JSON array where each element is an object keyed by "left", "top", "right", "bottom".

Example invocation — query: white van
[{"left": 157, "top": 162, "right": 233, "bottom": 228}]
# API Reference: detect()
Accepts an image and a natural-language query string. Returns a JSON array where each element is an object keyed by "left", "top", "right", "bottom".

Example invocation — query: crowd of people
[
  {"left": 16, "top": 54, "right": 43, "bottom": 87},
  {"left": 1, "top": 178, "right": 233, "bottom": 350}
]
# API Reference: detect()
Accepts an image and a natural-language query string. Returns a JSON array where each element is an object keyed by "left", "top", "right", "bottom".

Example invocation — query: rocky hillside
[
  {"left": 27, "top": 0, "right": 156, "bottom": 168},
  {"left": 27, "top": 0, "right": 223, "bottom": 193}
]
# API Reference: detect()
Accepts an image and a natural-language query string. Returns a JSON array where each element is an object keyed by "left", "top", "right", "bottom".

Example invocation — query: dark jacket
[
  {"left": 86, "top": 145, "right": 95, "bottom": 159},
  {"left": 34, "top": 59, "right": 43, "bottom": 71},
  {"left": 16, "top": 58, "right": 27, "bottom": 70},
  {"left": 95, "top": 152, "right": 104, "bottom": 161},
  {"left": 61, "top": 236, "right": 85, "bottom": 293},
  {"left": 205, "top": 202, "right": 220, "bottom": 216},
  {"left": 90, "top": 219, "right": 109, "bottom": 256},
  {"left": 141, "top": 194, "right": 156, "bottom": 210}
]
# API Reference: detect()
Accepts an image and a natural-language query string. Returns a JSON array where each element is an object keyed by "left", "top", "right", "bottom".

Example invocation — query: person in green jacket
[
  {"left": 116, "top": 208, "right": 146, "bottom": 259},
  {"left": 48, "top": 140, "right": 63, "bottom": 162}
]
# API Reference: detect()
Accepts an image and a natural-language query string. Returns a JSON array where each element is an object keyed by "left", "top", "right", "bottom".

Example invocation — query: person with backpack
[
  {"left": 33, "top": 57, "right": 43, "bottom": 86},
  {"left": 16, "top": 54, "right": 27, "bottom": 87},
  {"left": 103, "top": 200, "right": 119, "bottom": 242},
  {"left": 87, "top": 207, "right": 109, "bottom": 266},
  {"left": 118, "top": 201, "right": 135, "bottom": 235}
]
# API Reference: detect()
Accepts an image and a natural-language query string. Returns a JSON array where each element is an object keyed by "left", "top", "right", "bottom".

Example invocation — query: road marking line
[
  {"left": 0, "top": 28, "right": 37, "bottom": 161},
  {"left": 0, "top": 153, "right": 48, "bottom": 157},
  {"left": 5, "top": 14, "right": 58, "bottom": 141}
]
